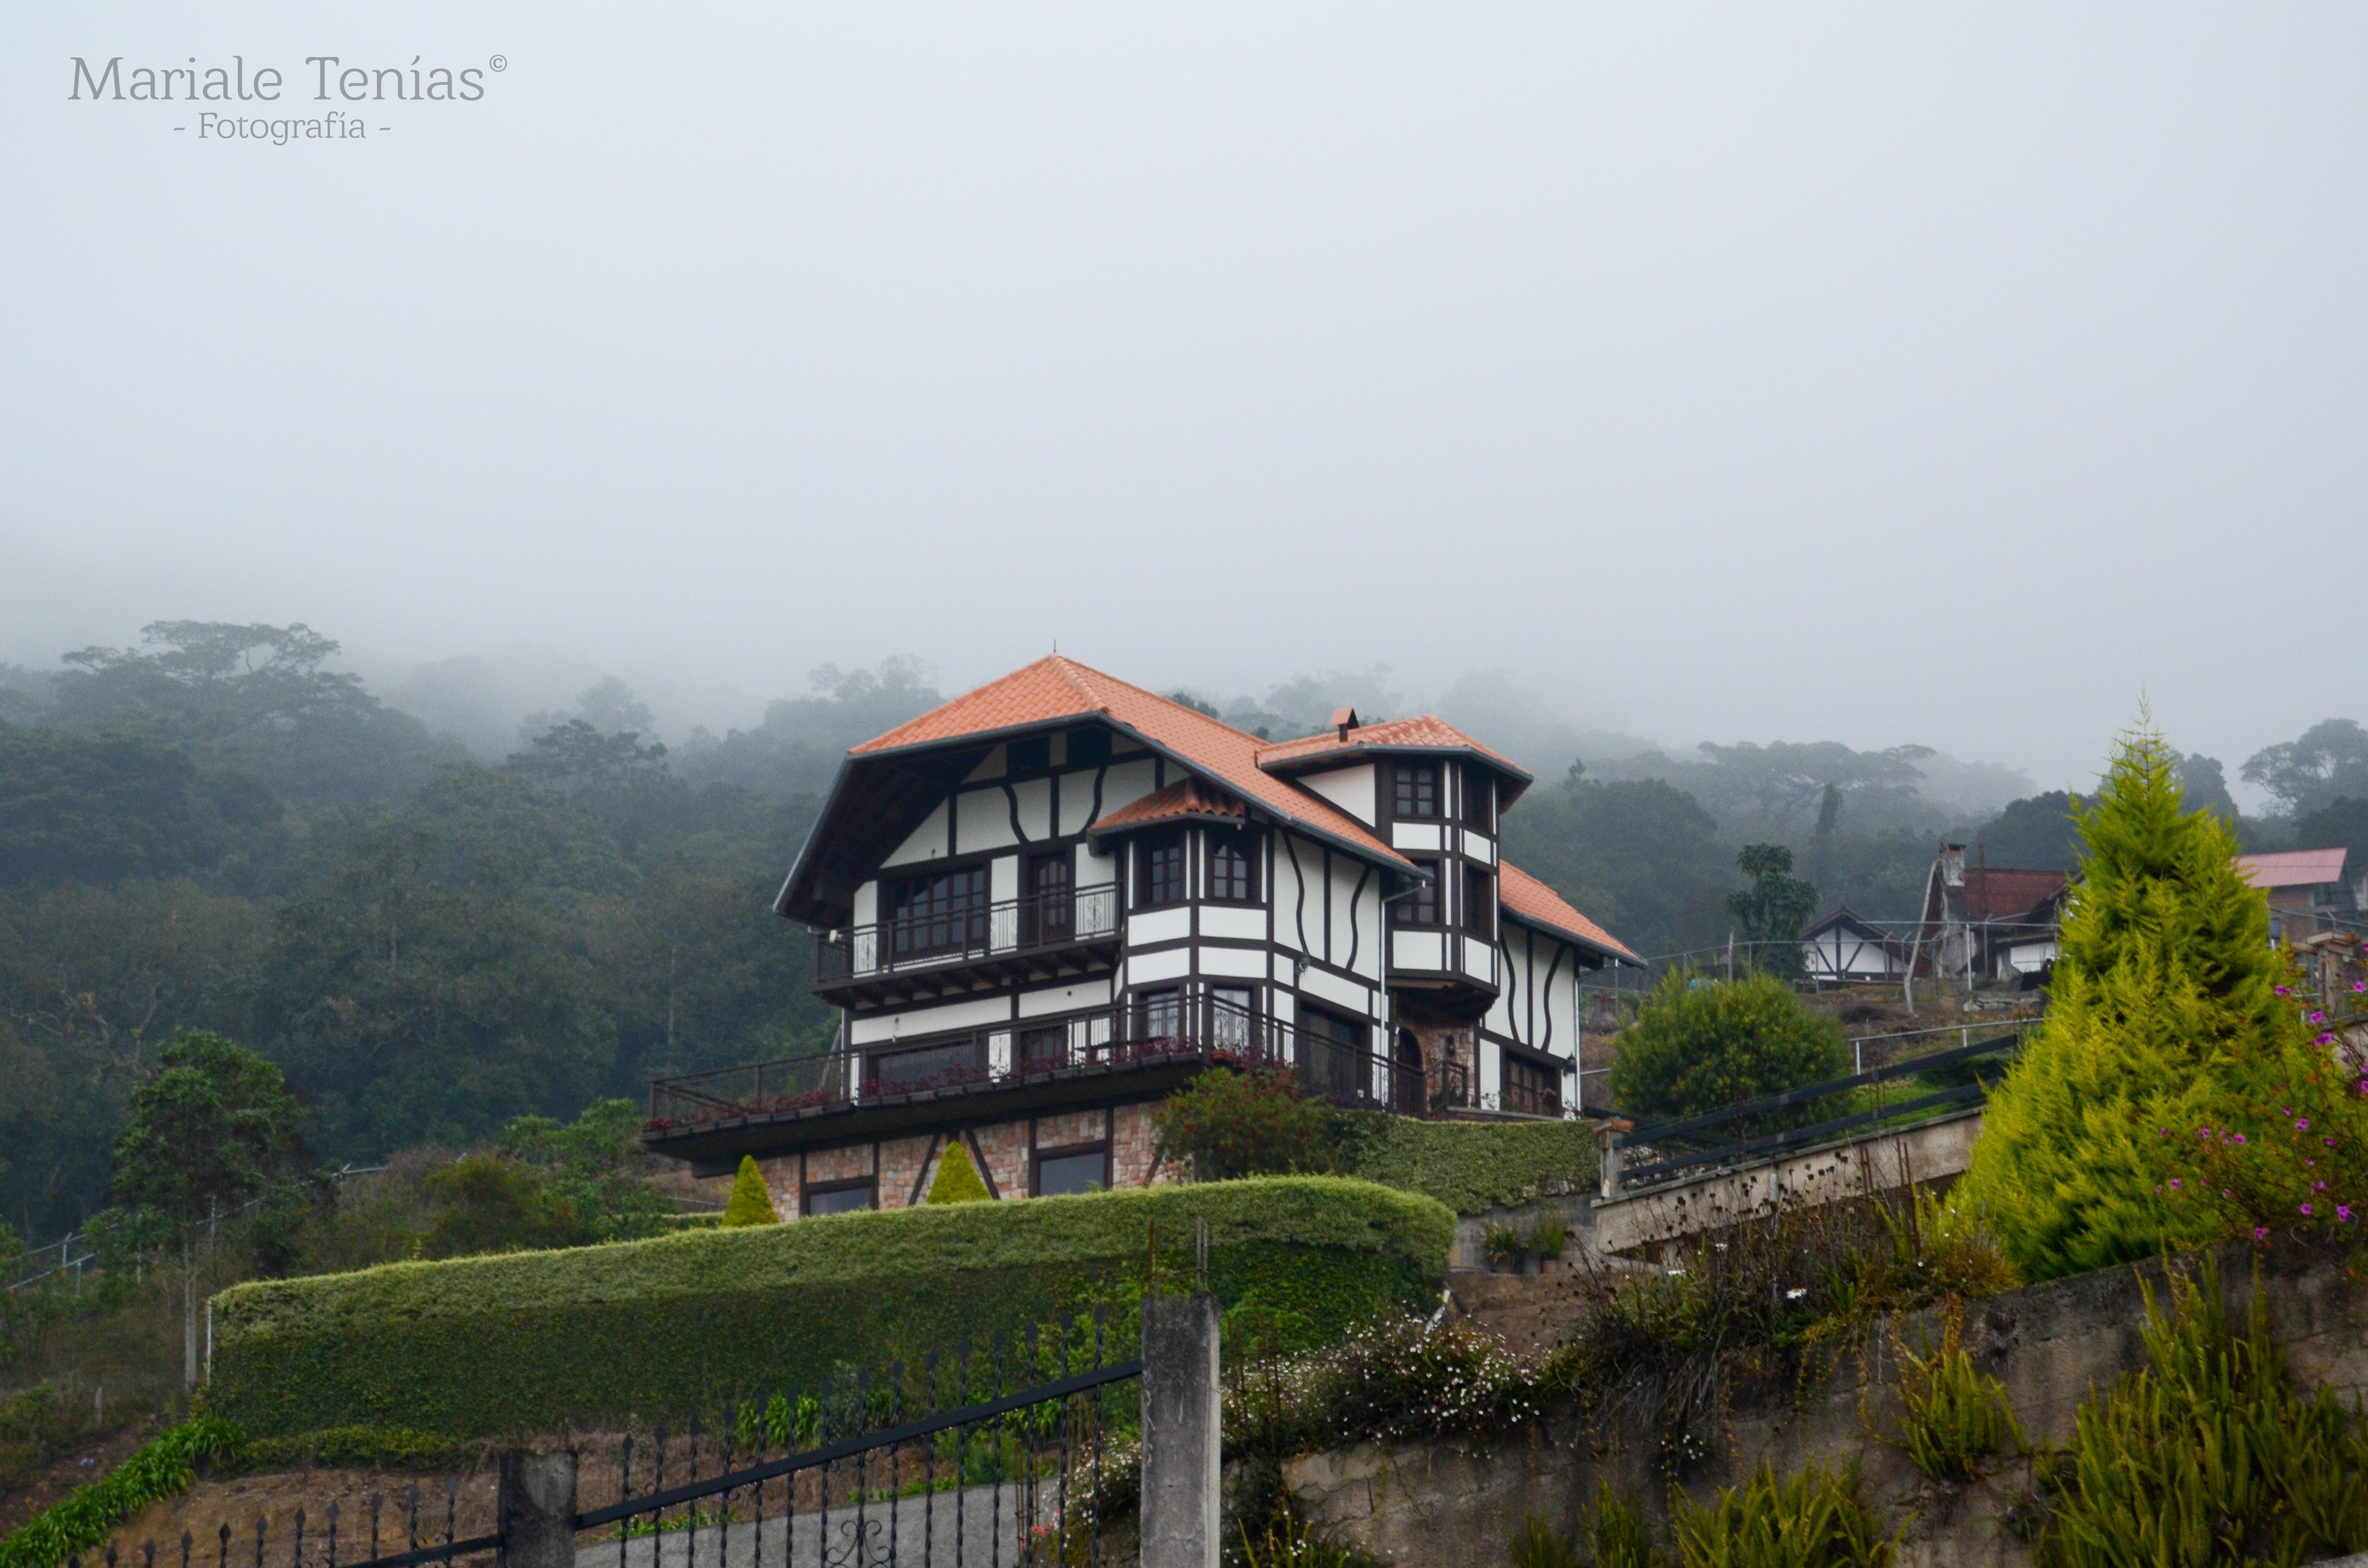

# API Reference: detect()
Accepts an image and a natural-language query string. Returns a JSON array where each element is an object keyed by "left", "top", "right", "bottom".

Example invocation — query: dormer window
[
  {"left": 1461, "top": 772, "right": 1494, "bottom": 831},
  {"left": 1207, "top": 834, "right": 1257, "bottom": 903},
  {"left": 1392, "top": 764, "right": 1438, "bottom": 819},
  {"left": 1139, "top": 833, "right": 1187, "bottom": 909}
]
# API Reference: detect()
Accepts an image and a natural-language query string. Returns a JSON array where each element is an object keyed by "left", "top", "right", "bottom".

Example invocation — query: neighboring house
[
  {"left": 641, "top": 655, "right": 1640, "bottom": 1216},
  {"left": 2237, "top": 848, "right": 2363, "bottom": 942},
  {"left": 1799, "top": 906, "right": 1909, "bottom": 982},
  {"left": 1910, "top": 845, "right": 2072, "bottom": 985}
]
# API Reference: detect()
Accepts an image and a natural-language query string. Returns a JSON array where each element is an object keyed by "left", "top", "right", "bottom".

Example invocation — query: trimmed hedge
[
  {"left": 1330, "top": 1113, "right": 1598, "bottom": 1215},
  {"left": 0, "top": 1418, "right": 240, "bottom": 1568},
  {"left": 210, "top": 1177, "right": 1452, "bottom": 1441}
]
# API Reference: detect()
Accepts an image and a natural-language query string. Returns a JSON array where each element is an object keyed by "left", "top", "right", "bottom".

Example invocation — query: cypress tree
[
  {"left": 1959, "top": 728, "right": 2367, "bottom": 1278},
  {"left": 721, "top": 1155, "right": 779, "bottom": 1226},
  {"left": 926, "top": 1139, "right": 992, "bottom": 1204}
]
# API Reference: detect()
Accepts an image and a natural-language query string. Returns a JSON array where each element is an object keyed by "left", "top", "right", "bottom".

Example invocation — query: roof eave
[{"left": 1500, "top": 905, "right": 1640, "bottom": 968}]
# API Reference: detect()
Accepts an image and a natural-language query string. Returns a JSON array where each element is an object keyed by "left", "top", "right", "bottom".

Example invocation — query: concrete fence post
[
  {"left": 497, "top": 1450, "right": 577, "bottom": 1568},
  {"left": 1140, "top": 1292, "right": 1221, "bottom": 1568}
]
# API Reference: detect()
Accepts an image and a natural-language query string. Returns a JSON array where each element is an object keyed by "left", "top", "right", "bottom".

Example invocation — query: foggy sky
[{"left": 6, "top": 3, "right": 2365, "bottom": 796}]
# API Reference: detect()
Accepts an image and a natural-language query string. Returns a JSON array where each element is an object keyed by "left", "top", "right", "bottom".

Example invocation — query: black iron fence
[
  {"left": 814, "top": 885, "right": 1122, "bottom": 986},
  {"left": 75, "top": 1320, "right": 1141, "bottom": 1568},
  {"left": 1602, "top": 1025, "right": 2026, "bottom": 1198},
  {"left": 648, "top": 994, "right": 1468, "bottom": 1134}
]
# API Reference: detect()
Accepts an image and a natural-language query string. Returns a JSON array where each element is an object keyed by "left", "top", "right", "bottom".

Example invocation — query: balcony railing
[
  {"left": 645, "top": 996, "right": 1470, "bottom": 1137},
  {"left": 815, "top": 883, "right": 1121, "bottom": 985}
]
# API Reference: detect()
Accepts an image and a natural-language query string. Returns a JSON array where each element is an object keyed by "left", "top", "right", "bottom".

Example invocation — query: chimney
[
  {"left": 1940, "top": 844, "right": 1966, "bottom": 888},
  {"left": 1329, "top": 707, "right": 1358, "bottom": 742}
]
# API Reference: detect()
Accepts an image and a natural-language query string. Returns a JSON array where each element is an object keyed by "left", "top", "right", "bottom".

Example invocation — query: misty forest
[{"left": 6, "top": 620, "right": 2368, "bottom": 1241}]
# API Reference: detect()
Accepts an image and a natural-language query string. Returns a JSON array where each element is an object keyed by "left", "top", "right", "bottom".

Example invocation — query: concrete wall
[{"left": 1284, "top": 1240, "right": 2368, "bottom": 1568}]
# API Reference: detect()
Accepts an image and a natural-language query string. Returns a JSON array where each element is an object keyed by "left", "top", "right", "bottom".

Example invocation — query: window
[
  {"left": 887, "top": 864, "right": 990, "bottom": 961},
  {"left": 804, "top": 1180, "right": 876, "bottom": 1216},
  {"left": 1139, "top": 834, "right": 1187, "bottom": 908},
  {"left": 1392, "top": 860, "right": 1440, "bottom": 925},
  {"left": 1034, "top": 1145, "right": 1109, "bottom": 1197},
  {"left": 870, "top": 1038, "right": 980, "bottom": 1092},
  {"left": 1502, "top": 1053, "right": 1560, "bottom": 1117},
  {"left": 1298, "top": 1006, "right": 1368, "bottom": 1101},
  {"left": 1018, "top": 1022, "right": 1070, "bottom": 1069},
  {"left": 1206, "top": 834, "right": 1256, "bottom": 902},
  {"left": 1392, "top": 764, "right": 1438, "bottom": 819},
  {"left": 1461, "top": 772, "right": 1494, "bottom": 830},
  {"left": 1007, "top": 736, "right": 1051, "bottom": 776},
  {"left": 1068, "top": 727, "right": 1112, "bottom": 766},
  {"left": 1024, "top": 852, "right": 1073, "bottom": 944},
  {"left": 1137, "top": 987, "right": 1182, "bottom": 1044},
  {"left": 1463, "top": 866, "right": 1495, "bottom": 937},
  {"left": 1209, "top": 986, "right": 1255, "bottom": 1052}
]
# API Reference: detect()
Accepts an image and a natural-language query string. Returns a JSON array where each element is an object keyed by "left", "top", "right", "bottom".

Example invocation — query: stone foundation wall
[{"left": 1284, "top": 1242, "right": 2368, "bottom": 1568}]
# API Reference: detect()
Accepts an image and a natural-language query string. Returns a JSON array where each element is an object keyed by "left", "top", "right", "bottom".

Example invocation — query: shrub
[
  {"left": 1890, "top": 1300, "right": 2021, "bottom": 1479},
  {"left": 1153, "top": 1069, "right": 1332, "bottom": 1180},
  {"left": 1324, "top": 1112, "right": 1598, "bottom": 1215},
  {"left": 1957, "top": 729, "right": 2368, "bottom": 1279},
  {"left": 1588, "top": 1480, "right": 1659, "bottom": 1568},
  {"left": 209, "top": 1177, "right": 1451, "bottom": 1440},
  {"left": 0, "top": 1416, "right": 241, "bottom": 1568},
  {"left": 422, "top": 1153, "right": 578, "bottom": 1256},
  {"left": 1672, "top": 1459, "right": 1892, "bottom": 1568},
  {"left": 1509, "top": 1513, "right": 1583, "bottom": 1568},
  {"left": 2031, "top": 1258, "right": 2368, "bottom": 1567},
  {"left": 721, "top": 1156, "right": 778, "bottom": 1226},
  {"left": 926, "top": 1141, "right": 991, "bottom": 1205},
  {"left": 1527, "top": 1209, "right": 1569, "bottom": 1261},
  {"left": 1608, "top": 969, "right": 1847, "bottom": 1124}
]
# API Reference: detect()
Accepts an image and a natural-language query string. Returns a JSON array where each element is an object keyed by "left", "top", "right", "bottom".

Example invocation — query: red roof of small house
[
  {"left": 847, "top": 655, "right": 1405, "bottom": 868},
  {"left": 1087, "top": 778, "right": 1247, "bottom": 837},
  {"left": 2236, "top": 848, "right": 2350, "bottom": 889},
  {"left": 1499, "top": 860, "right": 1640, "bottom": 964},
  {"left": 1956, "top": 868, "right": 2071, "bottom": 922}
]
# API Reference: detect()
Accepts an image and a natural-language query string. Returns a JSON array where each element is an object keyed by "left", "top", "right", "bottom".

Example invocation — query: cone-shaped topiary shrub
[
  {"left": 926, "top": 1138, "right": 992, "bottom": 1204},
  {"left": 1956, "top": 727, "right": 2368, "bottom": 1280},
  {"left": 721, "top": 1155, "right": 778, "bottom": 1226}
]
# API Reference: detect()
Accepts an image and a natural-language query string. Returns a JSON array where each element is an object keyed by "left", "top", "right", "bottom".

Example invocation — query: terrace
[
  {"left": 641, "top": 996, "right": 1472, "bottom": 1174},
  {"left": 811, "top": 882, "right": 1123, "bottom": 1007}
]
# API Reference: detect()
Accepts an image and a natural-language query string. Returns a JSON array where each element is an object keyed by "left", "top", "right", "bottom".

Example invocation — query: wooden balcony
[{"left": 813, "top": 883, "right": 1123, "bottom": 1007}]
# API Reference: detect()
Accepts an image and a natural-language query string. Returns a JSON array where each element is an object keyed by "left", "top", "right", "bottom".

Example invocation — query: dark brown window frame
[
  {"left": 884, "top": 860, "right": 992, "bottom": 961},
  {"left": 1500, "top": 1050, "right": 1561, "bottom": 1117},
  {"left": 1461, "top": 769, "right": 1494, "bottom": 830},
  {"left": 1392, "top": 763, "right": 1439, "bottom": 820},
  {"left": 1032, "top": 1141, "right": 1112, "bottom": 1197},
  {"left": 1463, "top": 863, "right": 1496, "bottom": 937},
  {"left": 1205, "top": 831, "right": 1258, "bottom": 904},
  {"left": 803, "top": 1177, "right": 878, "bottom": 1216},
  {"left": 1392, "top": 858, "right": 1441, "bottom": 926},
  {"left": 1138, "top": 832, "right": 1188, "bottom": 910}
]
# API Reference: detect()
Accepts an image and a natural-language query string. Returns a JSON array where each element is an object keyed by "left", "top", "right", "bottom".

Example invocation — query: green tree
[
  {"left": 1969, "top": 792, "right": 2084, "bottom": 871},
  {"left": 1725, "top": 843, "right": 1818, "bottom": 974},
  {"left": 423, "top": 1154, "right": 577, "bottom": 1257},
  {"left": 1498, "top": 775, "right": 1735, "bottom": 955},
  {"left": 1608, "top": 968, "right": 1848, "bottom": 1121},
  {"left": 1955, "top": 729, "right": 2361, "bottom": 1280},
  {"left": 2243, "top": 719, "right": 2368, "bottom": 818},
  {"left": 500, "top": 1098, "right": 674, "bottom": 1243},
  {"left": 721, "top": 1156, "right": 778, "bottom": 1226},
  {"left": 1151, "top": 1068, "right": 1335, "bottom": 1181},
  {"left": 111, "top": 1030, "right": 306, "bottom": 1386},
  {"left": 925, "top": 1140, "right": 991, "bottom": 1204}
]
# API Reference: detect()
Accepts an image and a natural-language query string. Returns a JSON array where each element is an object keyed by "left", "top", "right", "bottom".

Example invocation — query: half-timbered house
[{"left": 641, "top": 656, "right": 1638, "bottom": 1217}]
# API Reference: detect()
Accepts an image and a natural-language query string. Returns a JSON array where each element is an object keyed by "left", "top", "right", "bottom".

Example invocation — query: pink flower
[
  {"left": 2299, "top": 1119, "right": 2312, "bottom": 1131},
  {"left": 2316, "top": 1181, "right": 2329, "bottom": 1192},
  {"left": 2236, "top": 1134, "right": 2248, "bottom": 1145},
  {"left": 2344, "top": 1207, "right": 2355, "bottom": 1223},
  {"left": 2354, "top": 980, "right": 2366, "bottom": 993},
  {"left": 2303, "top": 1203, "right": 2315, "bottom": 1216},
  {"left": 2327, "top": 1138, "right": 2337, "bottom": 1147},
  {"left": 2311, "top": 1010, "right": 2327, "bottom": 1024},
  {"left": 2277, "top": 985, "right": 2293, "bottom": 996},
  {"left": 2256, "top": 1227, "right": 2270, "bottom": 1240},
  {"left": 2170, "top": 1179, "right": 2182, "bottom": 1189},
  {"left": 2321, "top": 1033, "right": 2338, "bottom": 1046}
]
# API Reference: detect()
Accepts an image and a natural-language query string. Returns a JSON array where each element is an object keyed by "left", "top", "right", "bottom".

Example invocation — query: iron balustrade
[
  {"left": 647, "top": 996, "right": 1470, "bottom": 1133},
  {"left": 814, "top": 883, "right": 1120, "bottom": 985},
  {"left": 1600, "top": 1025, "right": 2027, "bottom": 1198}
]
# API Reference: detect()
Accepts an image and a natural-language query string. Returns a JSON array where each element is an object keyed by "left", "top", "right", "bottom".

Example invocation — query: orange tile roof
[
  {"left": 1499, "top": 859, "right": 1639, "bottom": 964},
  {"left": 851, "top": 655, "right": 1408, "bottom": 867},
  {"left": 1090, "top": 778, "right": 1246, "bottom": 833},
  {"left": 1255, "top": 715, "right": 1531, "bottom": 780}
]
